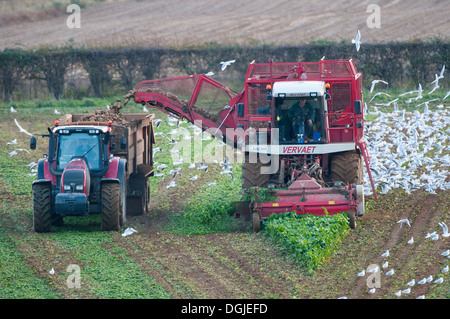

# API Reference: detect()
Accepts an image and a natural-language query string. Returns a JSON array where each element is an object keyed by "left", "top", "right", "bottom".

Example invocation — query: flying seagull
[
  {"left": 431, "top": 64, "right": 445, "bottom": 84},
  {"left": 351, "top": 30, "right": 361, "bottom": 52},
  {"left": 370, "top": 80, "right": 388, "bottom": 93},
  {"left": 14, "top": 119, "right": 33, "bottom": 136},
  {"left": 220, "top": 60, "right": 235, "bottom": 71},
  {"left": 438, "top": 222, "right": 449, "bottom": 237}
]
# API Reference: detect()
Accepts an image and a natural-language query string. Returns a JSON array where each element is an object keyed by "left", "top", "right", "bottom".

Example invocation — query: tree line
[{"left": 0, "top": 41, "right": 448, "bottom": 102}]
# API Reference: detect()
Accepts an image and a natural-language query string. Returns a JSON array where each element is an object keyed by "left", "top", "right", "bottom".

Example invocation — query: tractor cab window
[
  {"left": 274, "top": 96, "right": 325, "bottom": 144},
  {"left": 57, "top": 133, "right": 102, "bottom": 171}
]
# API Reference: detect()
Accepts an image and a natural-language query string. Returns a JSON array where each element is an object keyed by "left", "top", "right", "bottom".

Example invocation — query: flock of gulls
[
  {"left": 362, "top": 69, "right": 449, "bottom": 196},
  {"left": 150, "top": 116, "right": 235, "bottom": 190}
]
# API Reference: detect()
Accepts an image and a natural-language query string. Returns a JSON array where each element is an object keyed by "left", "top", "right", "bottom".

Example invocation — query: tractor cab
[
  {"left": 272, "top": 81, "right": 328, "bottom": 144},
  {"left": 55, "top": 127, "right": 107, "bottom": 172}
]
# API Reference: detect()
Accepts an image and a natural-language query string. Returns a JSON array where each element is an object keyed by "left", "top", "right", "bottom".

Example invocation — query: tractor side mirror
[
  {"left": 120, "top": 137, "right": 127, "bottom": 149},
  {"left": 30, "top": 136, "right": 36, "bottom": 150},
  {"left": 354, "top": 100, "right": 361, "bottom": 114}
]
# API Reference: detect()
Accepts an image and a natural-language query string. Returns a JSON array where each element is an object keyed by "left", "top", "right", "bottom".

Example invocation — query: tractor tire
[
  {"left": 242, "top": 154, "right": 271, "bottom": 191},
  {"left": 330, "top": 150, "right": 363, "bottom": 185},
  {"left": 101, "top": 182, "right": 121, "bottom": 231},
  {"left": 33, "top": 183, "right": 52, "bottom": 233}
]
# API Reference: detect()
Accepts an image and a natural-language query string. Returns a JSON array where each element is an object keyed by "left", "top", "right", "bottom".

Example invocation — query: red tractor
[
  {"left": 134, "top": 59, "right": 377, "bottom": 231},
  {"left": 30, "top": 114, "right": 155, "bottom": 232}
]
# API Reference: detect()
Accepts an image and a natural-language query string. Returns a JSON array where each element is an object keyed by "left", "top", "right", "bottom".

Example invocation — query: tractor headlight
[
  {"left": 75, "top": 185, "right": 84, "bottom": 191},
  {"left": 63, "top": 185, "right": 71, "bottom": 191}
]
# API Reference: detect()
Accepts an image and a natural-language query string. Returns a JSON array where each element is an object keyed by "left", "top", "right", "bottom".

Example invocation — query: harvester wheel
[
  {"left": 101, "top": 182, "right": 121, "bottom": 231},
  {"left": 330, "top": 150, "right": 363, "bottom": 184},
  {"left": 242, "top": 154, "right": 271, "bottom": 191},
  {"left": 348, "top": 209, "right": 357, "bottom": 229},
  {"left": 252, "top": 212, "right": 261, "bottom": 232},
  {"left": 33, "top": 183, "right": 52, "bottom": 233}
]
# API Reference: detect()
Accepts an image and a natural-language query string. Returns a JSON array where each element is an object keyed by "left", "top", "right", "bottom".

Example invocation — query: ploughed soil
[{"left": 0, "top": 0, "right": 449, "bottom": 49}]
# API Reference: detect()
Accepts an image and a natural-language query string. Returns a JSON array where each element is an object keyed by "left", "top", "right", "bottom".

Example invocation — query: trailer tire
[
  {"left": 33, "top": 183, "right": 52, "bottom": 233},
  {"left": 242, "top": 154, "right": 271, "bottom": 191},
  {"left": 330, "top": 150, "right": 363, "bottom": 184},
  {"left": 101, "top": 182, "right": 120, "bottom": 231}
]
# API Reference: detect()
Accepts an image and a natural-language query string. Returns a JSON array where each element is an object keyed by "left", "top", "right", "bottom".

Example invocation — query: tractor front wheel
[
  {"left": 33, "top": 183, "right": 52, "bottom": 233},
  {"left": 101, "top": 182, "right": 121, "bottom": 231}
]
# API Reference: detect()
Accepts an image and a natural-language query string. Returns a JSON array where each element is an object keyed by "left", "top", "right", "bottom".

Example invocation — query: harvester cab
[{"left": 271, "top": 80, "right": 328, "bottom": 144}]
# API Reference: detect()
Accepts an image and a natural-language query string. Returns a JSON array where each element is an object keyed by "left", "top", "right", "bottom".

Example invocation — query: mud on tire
[
  {"left": 101, "top": 182, "right": 121, "bottom": 231},
  {"left": 242, "top": 154, "right": 271, "bottom": 191},
  {"left": 330, "top": 150, "right": 363, "bottom": 184},
  {"left": 33, "top": 183, "right": 52, "bottom": 233}
]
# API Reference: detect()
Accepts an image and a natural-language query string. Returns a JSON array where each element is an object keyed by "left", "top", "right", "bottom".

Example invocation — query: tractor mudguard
[
  {"left": 32, "top": 178, "right": 52, "bottom": 188},
  {"left": 37, "top": 159, "right": 56, "bottom": 184},
  {"left": 104, "top": 157, "right": 125, "bottom": 179},
  {"left": 103, "top": 158, "right": 126, "bottom": 194}
]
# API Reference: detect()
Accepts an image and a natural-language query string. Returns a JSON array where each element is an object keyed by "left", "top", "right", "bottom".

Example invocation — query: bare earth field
[{"left": 0, "top": 0, "right": 449, "bottom": 49}]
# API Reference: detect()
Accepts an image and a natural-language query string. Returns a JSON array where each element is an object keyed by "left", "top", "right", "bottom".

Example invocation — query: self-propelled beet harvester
[{"left": 133, "top": 58, "right": 378, "bottom": 231}]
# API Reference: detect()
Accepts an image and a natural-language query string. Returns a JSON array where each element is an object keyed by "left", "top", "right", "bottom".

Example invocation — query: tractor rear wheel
[
  {"left": 33, "top": 183, "right": 52, "bottom": 233},
  {"left": 101, "top": 182, "right": 120, "bottom": 231},
  {"left": 242, "top": 154, "right": 271, "bottom": 191},
  {"left": 330, "top": 150, "right": 363, "bottom": 184}
]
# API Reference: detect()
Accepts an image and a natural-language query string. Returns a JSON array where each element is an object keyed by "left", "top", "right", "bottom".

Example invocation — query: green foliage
[
  {"left": 168, "top": 165, "right": 243, "bottom": 234},
  {"left": 263, "top": 212, "right": 350, "bottom": 270}
]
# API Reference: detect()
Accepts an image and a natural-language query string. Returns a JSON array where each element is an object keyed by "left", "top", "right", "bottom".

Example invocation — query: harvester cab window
[
  {"left": 275, "top": 97, "right": 324, "bottom": 144},
  {"left": 57, "top": 133, "right": 102, "bottom": 171}
]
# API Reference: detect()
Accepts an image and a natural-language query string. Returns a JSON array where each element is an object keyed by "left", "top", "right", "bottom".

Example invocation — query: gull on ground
[
  {"left": 397, "top": 218, "right": 411, "bottom": 227},
  {"left": 440, "top": 249, "right": 450, "bottom": 257},
  {"left": 406, "top": 279, "right": 415, "bottom": 286},
  {"left": 417, "top": 278, "right": 426, "bottom": 285},
  {"left": 385, "top": 269, "right": 394, "bottom": 276}
]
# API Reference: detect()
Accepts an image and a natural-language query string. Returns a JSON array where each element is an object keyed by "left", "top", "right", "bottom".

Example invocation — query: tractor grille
[{"left": 62, "top": 170, "right": 85, "bottom": 193}]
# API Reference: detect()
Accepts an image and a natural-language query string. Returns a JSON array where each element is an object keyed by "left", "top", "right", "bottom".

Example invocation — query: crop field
[{"left": 0, "top": 86, "right": 449, "bottom": 302}]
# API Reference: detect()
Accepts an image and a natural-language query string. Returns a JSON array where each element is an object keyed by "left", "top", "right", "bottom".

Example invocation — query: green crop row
[{"left": 263, "top": 211, "right": 350, "bottom": 271}]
